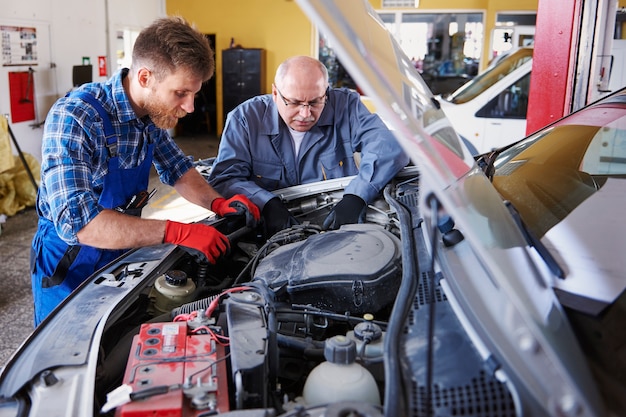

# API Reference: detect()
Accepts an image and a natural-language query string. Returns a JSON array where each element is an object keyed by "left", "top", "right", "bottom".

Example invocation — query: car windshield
[
  {"left": 491, "top": 100, "right": 626, "bottom": 239},
  {"left": 445, "top": 47, "right": 533, "bottom": 104}
]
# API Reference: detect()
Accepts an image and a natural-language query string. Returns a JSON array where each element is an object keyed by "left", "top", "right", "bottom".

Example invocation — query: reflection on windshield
[
  {"left": 491, "top": 112, "right": 626, "bottom": 239},
  {"left": 445, "top": 48, "right": 533, "bottom": 104}
]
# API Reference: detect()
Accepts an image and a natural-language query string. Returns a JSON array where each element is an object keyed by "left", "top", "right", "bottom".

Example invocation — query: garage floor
[{"left": 0, "top": 133, "right": 219, "bottom": 367}]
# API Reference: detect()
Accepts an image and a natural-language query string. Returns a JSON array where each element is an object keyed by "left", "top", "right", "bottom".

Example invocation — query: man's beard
[{"left": 144, "top": 93, "right": 188, "bottom": 130}]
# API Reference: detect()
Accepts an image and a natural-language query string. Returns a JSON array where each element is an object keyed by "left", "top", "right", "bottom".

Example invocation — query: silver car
[{"left": 0, "top": 1, "right": 623, "bottom": 416}]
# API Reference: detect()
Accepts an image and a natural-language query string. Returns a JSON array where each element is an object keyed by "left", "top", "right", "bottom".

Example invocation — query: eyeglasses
[{"left": 275, "top": 85, "right": 329, "bottom": 110}]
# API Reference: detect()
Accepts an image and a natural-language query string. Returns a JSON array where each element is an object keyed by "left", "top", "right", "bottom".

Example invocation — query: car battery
[{"left": 116, "top": 321, "right": 229, "bottom": 416}]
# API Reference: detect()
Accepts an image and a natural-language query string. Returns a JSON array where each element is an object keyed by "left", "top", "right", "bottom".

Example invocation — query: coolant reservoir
[
  {"left": 302, "top": 335, "right": 381, "bottom": 407},
  {"left": 152, "top": 270, "right": 196, "bottom": 314}
]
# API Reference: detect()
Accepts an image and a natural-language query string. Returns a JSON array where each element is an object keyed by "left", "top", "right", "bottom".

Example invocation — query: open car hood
[{"left": 294, "top": 0, "right": 604, "bottom": 416}]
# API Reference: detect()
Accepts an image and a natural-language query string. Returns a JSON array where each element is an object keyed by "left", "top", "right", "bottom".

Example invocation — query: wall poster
[{"left": 1, "top": 25, "right": 38, "bottom": 66}]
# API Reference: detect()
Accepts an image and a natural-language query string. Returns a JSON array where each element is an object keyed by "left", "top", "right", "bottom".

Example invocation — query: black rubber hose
[{"left": 382, "top": 184, "right": 420, "bottom": 417}]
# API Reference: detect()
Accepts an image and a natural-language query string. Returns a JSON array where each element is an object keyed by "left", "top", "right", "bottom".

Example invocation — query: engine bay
[
  {"left": 79, "top": 171, "right": 514, "bottom": 417},
  {"left": 95, "top": 183, "right": 404, "bottom": 417}
]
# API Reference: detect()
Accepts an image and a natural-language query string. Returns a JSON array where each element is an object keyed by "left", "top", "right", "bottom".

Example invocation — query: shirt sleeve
[
  {"left": 39, "top": 99, "right": 106, "bottom": 244},
  {"left": 342, "top": 92, "right": 410, "bottom": 203},
  {"left": 208, "top": 108, "right": 277, "bottom": 210}
]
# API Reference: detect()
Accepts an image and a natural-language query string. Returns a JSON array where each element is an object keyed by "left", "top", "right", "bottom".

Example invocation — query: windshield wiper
[
  {"left": 476, "top": 141, "right": 519, "bottom": 181},
  {"left": 505, "top": 200, "right": 565, "bottom": 279},
  {"left": 476, "top": 150, "right": 500, "bottom": 181}
]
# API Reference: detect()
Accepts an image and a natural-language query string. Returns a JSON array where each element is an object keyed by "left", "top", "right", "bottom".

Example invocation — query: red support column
[{"left": 526, "top": 0, "right": 581, "bottom": 135}]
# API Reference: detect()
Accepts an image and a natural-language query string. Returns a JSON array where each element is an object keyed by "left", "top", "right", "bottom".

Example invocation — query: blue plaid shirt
[{"left": 37, "top": 68, "right": 193, "bottom": 244}]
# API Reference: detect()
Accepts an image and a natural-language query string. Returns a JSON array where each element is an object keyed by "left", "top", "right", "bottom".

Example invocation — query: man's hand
[
  {"left": 211, "top": 195, "right": 260, "bottom": 227},
  {"left": 262, "top": 197, "right": 299, "bottom": 237},
  {"left": 322, "top": 194, "right": 366, "bottom": 230},
  {"left": 164, "top": 220, "right": 230, "bottom": 263}
]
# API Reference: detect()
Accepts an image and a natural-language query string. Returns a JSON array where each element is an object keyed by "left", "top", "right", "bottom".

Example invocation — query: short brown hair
[{"left": 131, "top": 16, "right": 214, "bottom": 82}]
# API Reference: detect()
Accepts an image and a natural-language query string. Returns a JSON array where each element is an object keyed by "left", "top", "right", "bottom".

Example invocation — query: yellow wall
[{"left": 166, "top": 0, "right": 313, "bottom": 130}]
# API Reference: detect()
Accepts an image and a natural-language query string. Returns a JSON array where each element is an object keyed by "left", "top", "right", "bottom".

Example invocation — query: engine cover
[
  {"left": 116, "top": 322, "right": 229, "bottom": 416},
  {"left": 254, "top": 224, "right": 402, "bottom": 315}
]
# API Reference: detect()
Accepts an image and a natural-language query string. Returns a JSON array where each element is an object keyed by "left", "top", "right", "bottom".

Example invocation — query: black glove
[
  {"left": 323, "top": 194, "right": 366, "bottom": 230},
  {"left": 262, "top": 197, "right": 300, "bottom": 237}
]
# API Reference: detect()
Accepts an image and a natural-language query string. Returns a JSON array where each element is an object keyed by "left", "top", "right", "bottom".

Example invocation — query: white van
[{"left": 437, "top": 47, "right": 533, "bottom": 155}]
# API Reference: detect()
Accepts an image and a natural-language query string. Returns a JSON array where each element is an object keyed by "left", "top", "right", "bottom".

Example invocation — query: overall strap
[{"left": 69, "top": 91, "right": 118, "bottom": 157}]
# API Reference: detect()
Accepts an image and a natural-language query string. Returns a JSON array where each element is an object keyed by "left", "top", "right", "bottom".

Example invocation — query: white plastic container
[
  {"left": 302, "top": 335, "right": 381, "bottom": 407},
  {"left": 152, "top": 270, "right": 196, "bottom": 314}
]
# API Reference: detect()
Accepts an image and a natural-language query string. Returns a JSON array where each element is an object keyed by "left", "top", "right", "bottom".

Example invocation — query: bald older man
[{"left": 209, "top": 55, "right": 409, "bottom": 237}]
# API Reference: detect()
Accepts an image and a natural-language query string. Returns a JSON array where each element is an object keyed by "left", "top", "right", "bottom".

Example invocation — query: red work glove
[
  {"left": 164, "top": 220, "right": 230, "bottom": 263},
  {"left": 211, "top": 195, "right": 260, "bottom": 227}
]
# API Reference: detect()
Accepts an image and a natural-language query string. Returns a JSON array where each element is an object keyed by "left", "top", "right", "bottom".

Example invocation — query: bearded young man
[{"left": 30, "top": 16, "right": 259, "bottom": 326}]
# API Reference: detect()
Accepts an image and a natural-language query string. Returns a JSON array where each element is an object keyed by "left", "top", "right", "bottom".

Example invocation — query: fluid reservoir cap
[
  {"left": 164, "top": 270, "right": 188, "bottom": 286},
  {"left": 324, "top": 335, "right": 356, "bottom": 364},
  {"left": 354, "top": 321, "right": 382, "bottom": 342}
]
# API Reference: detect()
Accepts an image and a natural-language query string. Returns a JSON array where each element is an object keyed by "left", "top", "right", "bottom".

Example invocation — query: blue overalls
[{"left": 31, "top": 92, "right": 155, "bottom": 326}]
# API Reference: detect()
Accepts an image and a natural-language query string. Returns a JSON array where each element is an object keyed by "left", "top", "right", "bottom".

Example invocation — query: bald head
[{"left": 274, "top": 56, "right": 329, "bottom": 90}]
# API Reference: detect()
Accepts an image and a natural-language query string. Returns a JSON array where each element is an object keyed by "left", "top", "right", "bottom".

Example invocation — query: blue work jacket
[{"left": 209, "top": 88, "right": 409, "bottom": 210}]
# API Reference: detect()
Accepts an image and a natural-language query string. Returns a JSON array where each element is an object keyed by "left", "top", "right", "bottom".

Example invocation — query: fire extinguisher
[{"left": 98, "top": 56, "right": 108, "bottom": 77}]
